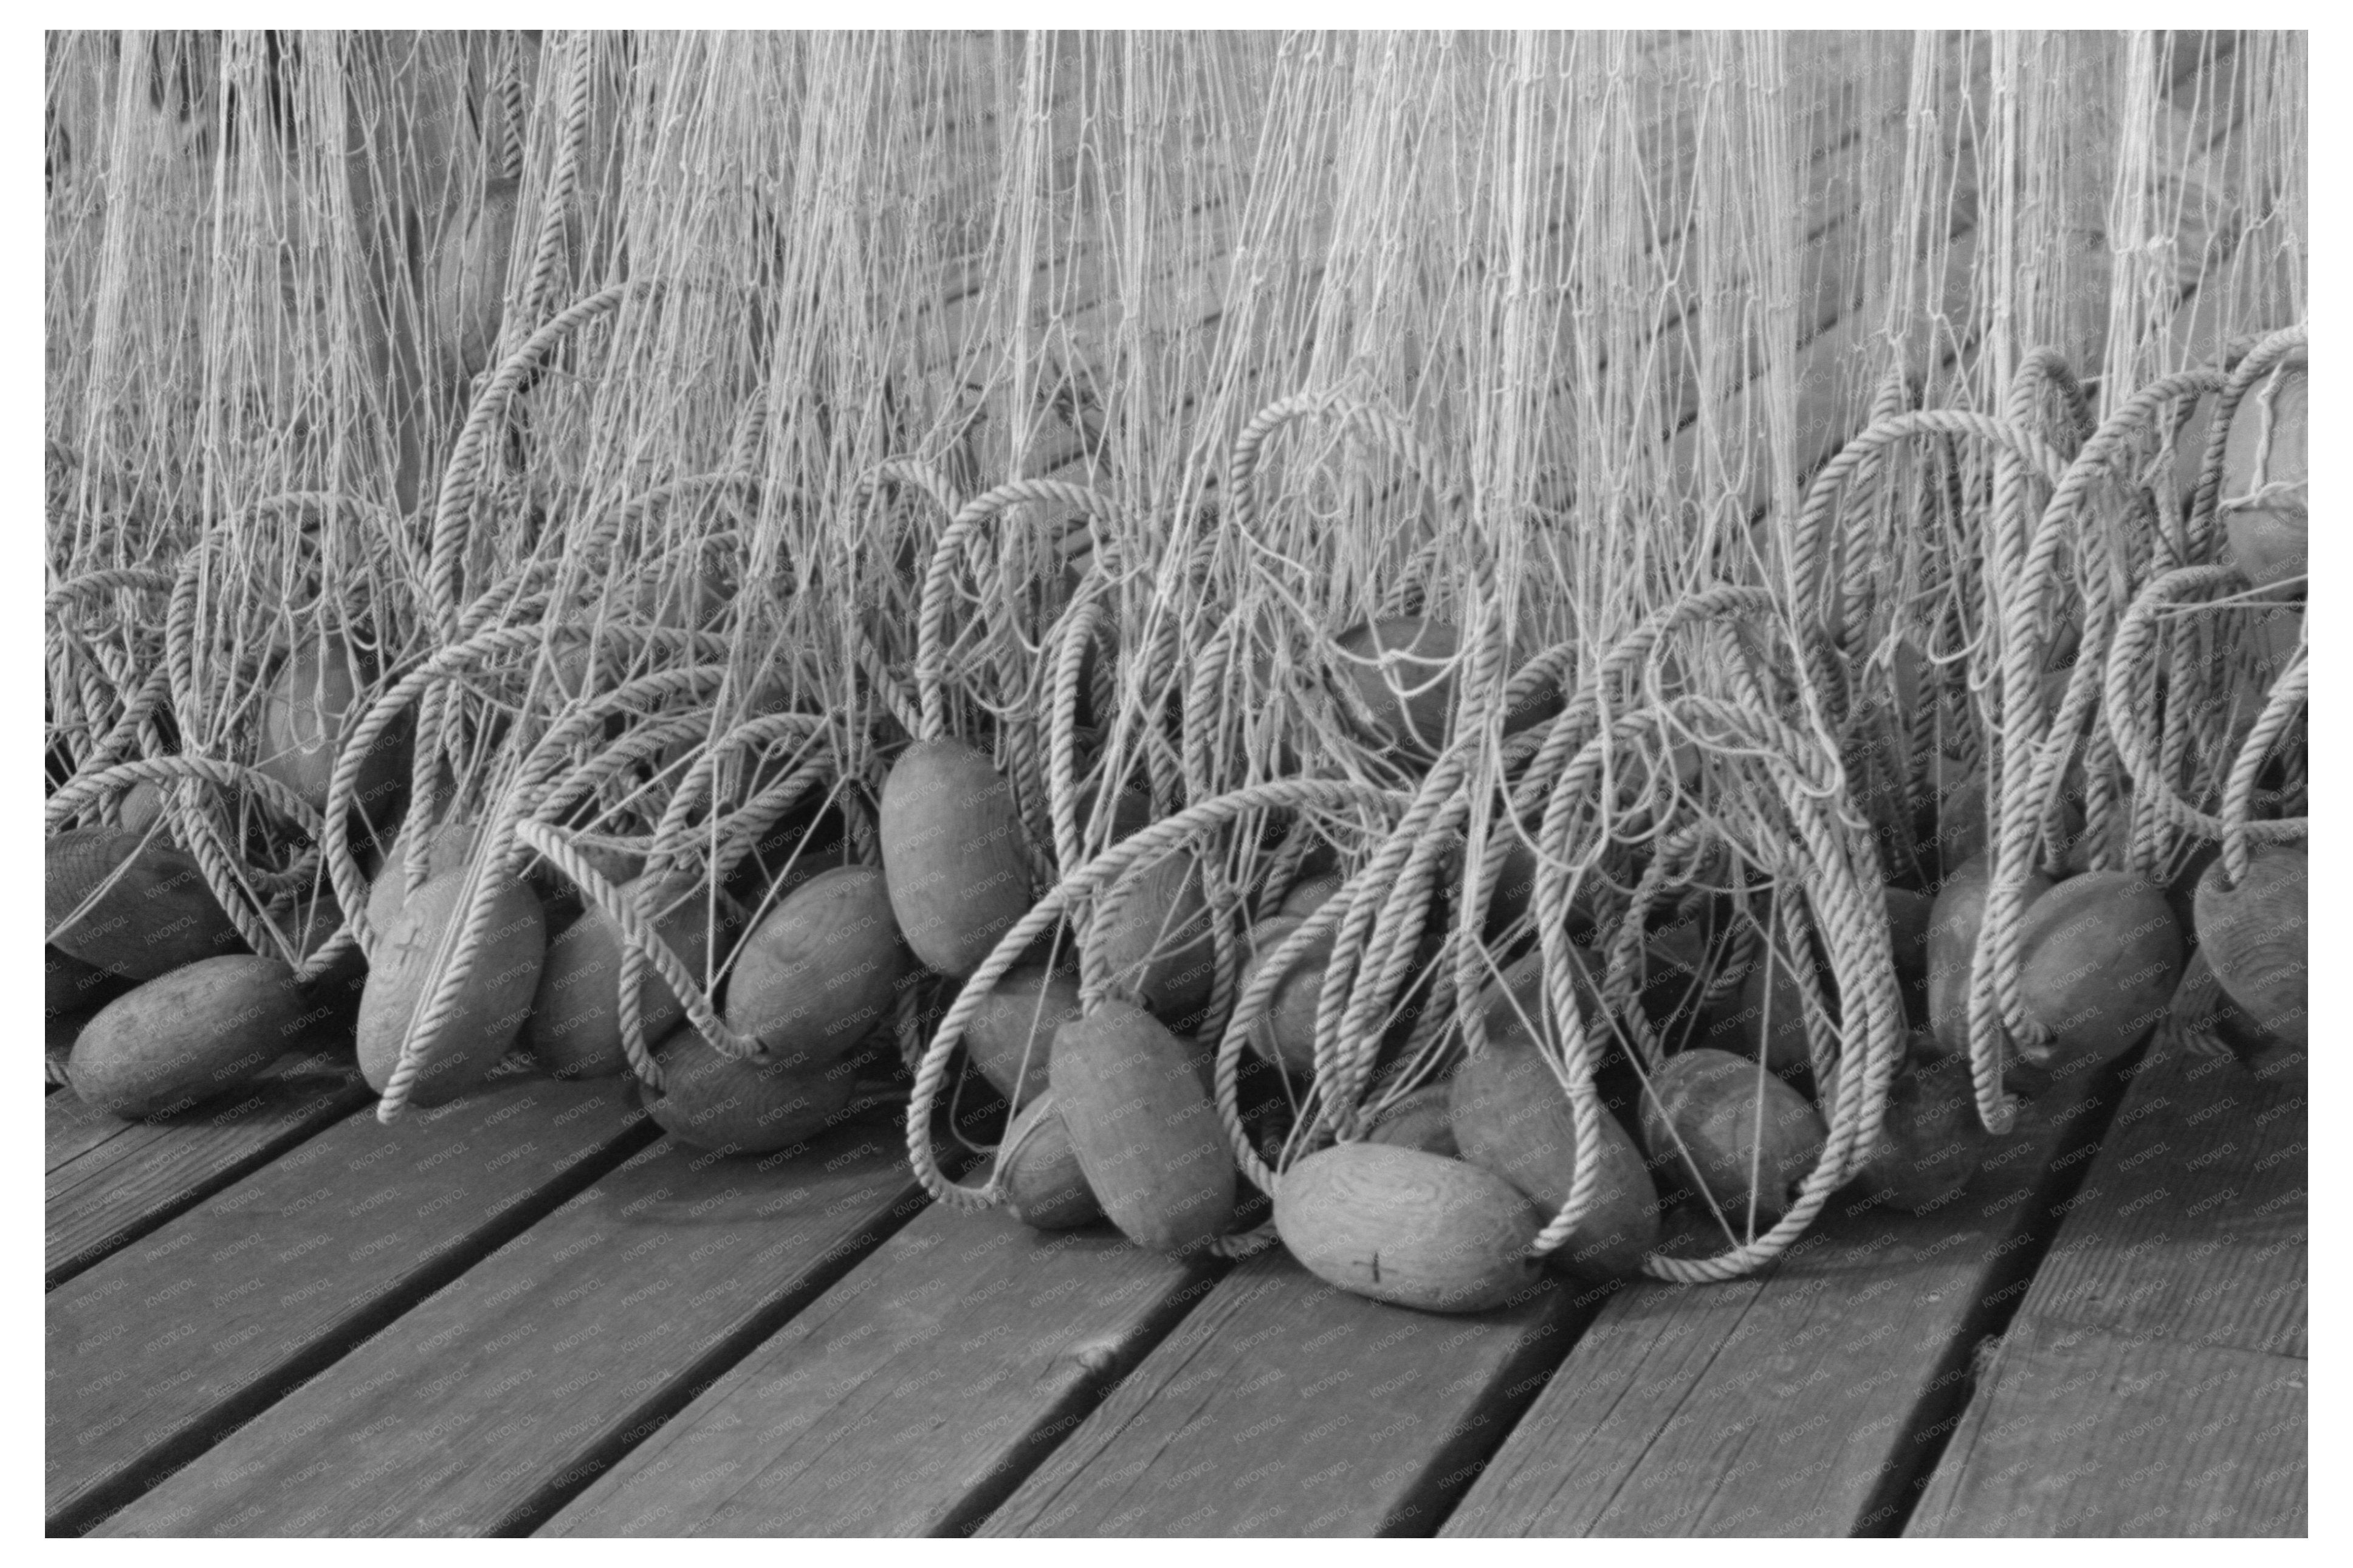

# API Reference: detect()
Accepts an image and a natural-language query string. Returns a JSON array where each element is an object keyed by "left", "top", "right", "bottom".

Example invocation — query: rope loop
[
  {"left": 2103, "top": 564, "right": 2308, "bottom": 854},
  {"left": 427, "top": 279, "right": 661, "bottom": 635},
  {"left": 914, "top": 478, "right": 1119, "bottom": 742},
  {"left": 44, "top": 753, "right": 351, "bottom": 980},
  {"left": 322, "top": 621, "right": 551, "bottom": 966},
  {"left": 46, "top": 566, "right": 176, "bottom": 624},
  {"left": 1791, "top": 409, "right": 2071, "bottom": 629},
  {"left": 512, "top": 818, "right": 760, "bottom": 1094},
  {"left": 1518, "top": 643, "right": 1903, "bottom": 1280},
  {"left": 1223, "top": 390, "right": 1449, "bottom": 541},
  {"left": 2185, "top": 323, "right": 2308, "bottom": 556},
  {"left": 376, "top": 658, "right": 753, "bottom": 1123},
  {"left": 2219, "top": 645, "right": 2308, "bottom": 886},
  {"left": 902, "top": 778, "right": 1405, "bottom": 1213}
]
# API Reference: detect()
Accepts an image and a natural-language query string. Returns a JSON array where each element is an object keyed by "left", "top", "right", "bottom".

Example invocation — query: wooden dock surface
[
  {"left": 47, "top": 1015, "right": 2303, "bottom": 1538},
  {"left": 44, "top": 31, "right": 2303, "bottom": 1540}
]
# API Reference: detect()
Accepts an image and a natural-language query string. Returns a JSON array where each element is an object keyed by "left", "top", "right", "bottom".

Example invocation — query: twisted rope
[
  {"left": 490, "top": 32, "right": 528, "bottom": 179},
  {"left": 2104, "top": 564, "right": 2309, "bottom": 854},
  {"left": 604, "top": 719, "right": 845, "bottom": 1082},
  {"left": 1829, "top": 369, "right": 1917, "bottom": 671},
  {"left": 2220, "top": 645, "right": 2309, "bottom": 886},
  {"left": 1047, "top": 594, "right": 1113, "bottom": 886},
  {"left": 515, "top": 820, "right": 745, "bottom": 1093},
  {"left": 44, "top": 755, "right": 354, "bottom": 981},
  {"left": 640, "top": 711, "right": 833, "bottom": 882},
  {"left": 428, "top": 280, "right": 656, "bottom": 634},
  {"left": 1222, "top": 391, "right": 1449, "bottom": 540},
  {"left": 512, "top": 30, "right": 597, "bottom": 335},
  {"left": 45, "top": 566, "right": 176, "bottom": 621},
  {"left": 1520, "top": 675, "right": 1902, "bottom": 1279},
  {"left": 376, "top": 669, "right": 735, "bottom": 1122},
  {"left": 2184, "top": 325, "right": 2308, "bottom": 561},
  {"left": 58, "top": 665, "right": 172, "bottom": 813},
  {"left": 162, "top": 526, "right": 228, "bottom": 752},
  {"left": 321, "top": 623, "right": 543, "bottom": 964},
  {"left": 913, "top": 477, "right": 1117, "bottom": 742},
  {"left": 1790, "top": 410, "right": 2071, "bottom": 623},
  {"left": 902, "top": 778, "right": 1406, "bottom": 1213},
  {"left": 371, "top": 833, "right": 534, "bottom": 1124}
]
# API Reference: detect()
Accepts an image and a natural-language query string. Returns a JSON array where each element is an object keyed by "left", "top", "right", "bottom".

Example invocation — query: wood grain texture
[
  {"left": 1441, "top": 1053, "right": 2115, "bottom": 1537},
  {"left": 46, "top": 1072, "right": 648, "bottom": 1535},
  {"left": 2011, "top": 1043, "right": 2305, "bottom": 1358},
  {"left": 978, "top": 1248, "right": 1585, "bottom": 1537},
  {"left": 1644, "top": 40, "right": 1881, "bottom": 431},
  {"left": 1673, "top": 147, "right": 1986, "bottom": 527},
  {"left": 988, "top": 33, "right": 1780, "bottom": 487},
  {"left": 47, "top": 1053, "right": 374, "bottom": 1287},
  {"left": 1903, "top": 1316, "right": 2305, "bottom": 1536},
  {"left": 95, "top": 1114, "right": 927, "bottom": 1538},
  {"left": 1907, "top": 1037, "right": 2306, "bottom": 1538},
  {"left": 1675, "top": 22, "right": 2224, "bottom": 524},
  {"left": 47, "top": 1073, "right": 138, "bottom": 1172},
  {"left": 546, "top": 1202, "right": 1209, "bottom": 1538}
]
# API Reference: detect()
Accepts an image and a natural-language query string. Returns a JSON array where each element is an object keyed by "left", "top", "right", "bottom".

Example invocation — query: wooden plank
[
  {"left": 913, "top": 50, "right": 1898, "bottom": 1542},
  {"left": 46, "top": 1038, "right": 350, "bottom": 1175},
  {"left": 44, "top": 1071, "right": 651, "bottom": 1536},
  {"left": 1002, "top": 39, "right": 1869, "bottom": 519},
  {"left": 1649, "top": 120, "right": 1888, "bottom": 450},
  {"left": 47, "top": 1052, "right": 375, "bottom": 1288},
  {"left": 1675, "top": 30, "right": 2239, "bottom": 519},
  {"left": 1908, "top": 1036, "right": 2306, "bottom": 1536},
  {"left": 977, "top": 1253, "right": 1585, "bottom": 1537},
  {"left": 47, "top": 1070, "right": 139, "bottom": 1173},
  {"left": 1440, "top": 1051, "right": 2116, "bottom": 1537},
  {"left": 1902, "top": 1316, "right": 2305, "bottom": 1536},
  {"left": 1692, "top": 31, "right": 2246, "bottom": 553},
  {"left": 1674, "top": 127, "right": 1988, "bottom": 523},
  {"left": 1681, "top": 215, "right": 1984, "bottom": 533},
  {"left": 2013, "top": 1045, "right": 2306, "bottom": 1358},
  {"left": 93, "top": 1115, "right": 930, "bottom": 1538},
  {"left": 965, "top": 32, "right": 1774, "bottom": 475},
  {"left": 542, "top": 1202, "right": 1207, "bottom": 1538},
  {"left": 1449, "top": 36, "right": 2277, "bottom": 1538}
]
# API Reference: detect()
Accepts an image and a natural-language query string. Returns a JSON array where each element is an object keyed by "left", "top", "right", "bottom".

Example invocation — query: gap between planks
[
  {"left": 1438, "top": 1042, "right": 2137, "bottom": 1537},
  {"left": 975, "top": 1251, "right": 1598, "bottom": 1537},
  {"left": 540, "top": 1202, "right": 1223, "bottom": 1538},
  {"left": 905, "top": 43, "right": 2253, "bottom": 1543},
  {"left": 524, "top": 40, "right": 1923, "bottom": 1541},
  {"left": 46, "top": 27, "right": 2268, "bottom": 1542},
  {"left": 47, "top": 1054, "right": 376, "bottom": 1290},
  {"left": 46, "top": 1071, "right": 655, "bottom": 1537},
  {"left": 91, "top": 1115, "right": 946, "bottom": 1537},
  {"left": 1904, "top": 1032, "right": 2305, "bottom": 1537}
]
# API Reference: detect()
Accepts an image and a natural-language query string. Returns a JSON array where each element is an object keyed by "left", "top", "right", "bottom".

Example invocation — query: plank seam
[
  {"left": 490, "top": 1172, "right": 941, "bottom": 1536},
  {"left": 47, "top": 1108, "right": 664, "bottom": 1539},
  {"left": 45, "top": 1083, "right": 379, "bottom": 1292},
  {"left": 1850, "top": 1042, "right": 2148, "bottom": 1537},
  {"left": 1373, "top": 1280, "right": 1621, "bottom": 1538},
  {"left": 934, "top": 1259, "right": 1231, "bottom": 1538}
]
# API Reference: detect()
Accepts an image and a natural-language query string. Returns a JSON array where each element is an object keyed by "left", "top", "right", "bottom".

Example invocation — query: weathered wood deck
[
  {"left": 45, "top": 32, "right": 2304, "bottom": 1539},
  {"left": 43, "top": 1009, "right": 2307, "bottom": 1538}
]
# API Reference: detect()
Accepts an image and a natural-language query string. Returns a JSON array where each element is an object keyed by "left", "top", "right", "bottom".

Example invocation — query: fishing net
[{"left": 46, "top": 29, "right": 2306, "bottom": 1287}]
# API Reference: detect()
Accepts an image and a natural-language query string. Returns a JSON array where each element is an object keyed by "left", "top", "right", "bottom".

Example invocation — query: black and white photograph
[{"left": 38, "top": 24, "right": 2312, "bottom": 1540}]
